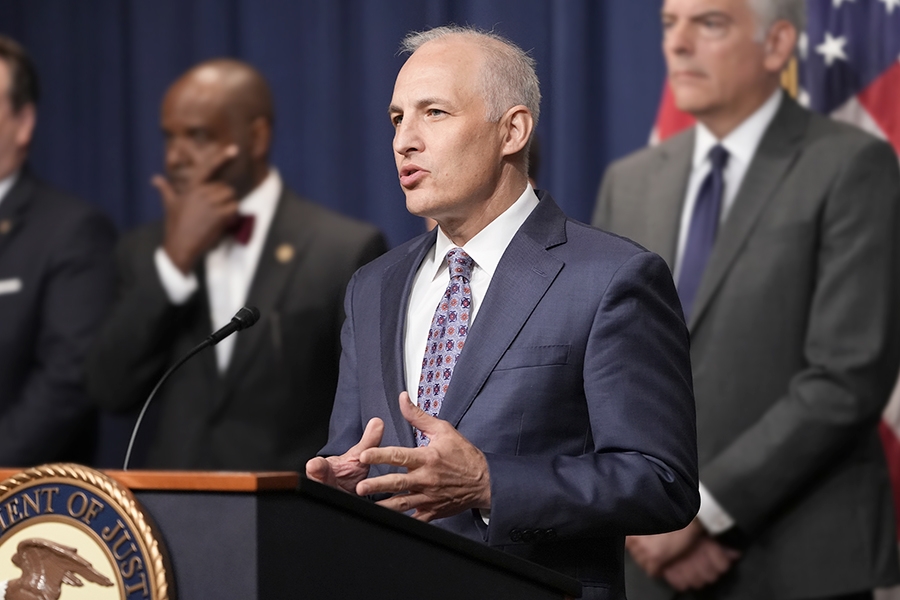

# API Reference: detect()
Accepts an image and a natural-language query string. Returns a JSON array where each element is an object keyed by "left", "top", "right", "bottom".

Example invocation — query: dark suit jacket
[
  {"left": 86, "top": 186, "right": 387, "bottom": 471},
  {"left": 322, "top": 191, "right": 700, "bottom": 600},
  {"left": 594, "top": 95, "right": 900, "bottom": 598},
  {"left": 0, "top": 169, "right": 116, "bottom": 466}
]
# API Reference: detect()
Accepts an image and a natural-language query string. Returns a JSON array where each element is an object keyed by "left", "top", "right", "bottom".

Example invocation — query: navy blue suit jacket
[
  {"left": 0, "top": 170, "right": 116, "bottom": 465},
  {"left": 322, "top": 192, "right": 699, "bottom": 599}
]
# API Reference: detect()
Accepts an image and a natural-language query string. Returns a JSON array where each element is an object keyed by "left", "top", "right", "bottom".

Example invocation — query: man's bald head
[
  {"left": 173, "top": 59, "right": 274, "bottom": 128},
  {"left": 160, "top": 59, "right": 274, "bottom": 199}
]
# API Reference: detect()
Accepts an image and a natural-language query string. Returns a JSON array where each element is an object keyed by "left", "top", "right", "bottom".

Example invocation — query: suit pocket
[{"left": 493, "top": 345, "right": 570, "bottom": 371}]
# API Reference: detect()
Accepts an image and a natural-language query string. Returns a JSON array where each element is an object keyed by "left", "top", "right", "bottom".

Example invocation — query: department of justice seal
[{"left": 0, "top": 464, "right": 172, "bottom": 600}]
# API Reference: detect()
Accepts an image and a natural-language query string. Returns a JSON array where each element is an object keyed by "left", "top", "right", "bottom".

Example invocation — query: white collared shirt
[
  {"left": 154, "top": 168, "right": 282, "bottom": 372},
  {"left": 672, "top": 89, "right": 782, "bottom": 282},
  {"left": 402, "top": 185, "right": 540, "bottom": 400},
  {"left": 673, "top": 90, "right": 782, "bottom": 535},
  {"left": 0, "top": 171, "right": 19, "bottom": 208}
]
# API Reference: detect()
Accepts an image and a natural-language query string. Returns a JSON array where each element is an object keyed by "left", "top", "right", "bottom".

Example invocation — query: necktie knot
[
  {"left": 226, "top": 213, "right": 255, "bottom": 245},
  {"left": 709, "top": 145, "right": 730, "bottom": 172},
  {"left": 445, "top": 247, "right": 475, "bottom": 281}
]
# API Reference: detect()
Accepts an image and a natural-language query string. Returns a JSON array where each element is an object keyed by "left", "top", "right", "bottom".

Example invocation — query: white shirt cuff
[
  {"left": 696, "top": 481, "right": 735, "bottom": 535},
  {"left": 154, "top": 247, "right": 198, "bottom": 305}
]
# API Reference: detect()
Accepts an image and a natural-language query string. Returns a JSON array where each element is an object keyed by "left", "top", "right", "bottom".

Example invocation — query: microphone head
[{"left": 233, "top": 306, "right": 261, "bottom": 330}]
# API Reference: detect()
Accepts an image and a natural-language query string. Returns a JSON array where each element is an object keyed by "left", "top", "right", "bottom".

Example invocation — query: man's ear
[
  {"left": 763, "top": 20, "right": 798, "bottom": 74},
  {"left": 14, "top": 103, "right": 36, "bottom": 150},
  {"left": 499, "top": 105, "right": 534, "bottom": 159},
  {"left": 249, "top": 116, "right": 272, "bottom": 160}
]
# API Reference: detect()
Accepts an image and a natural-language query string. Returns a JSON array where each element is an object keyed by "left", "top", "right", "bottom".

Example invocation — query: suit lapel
[
  {"left": 381, "top": 232, "right": 436, "bottom": 447},
  {"left": 0, "top": 171, "right": 36, "bottom": 257},
  {"left": 689, "top": 95, "right": 807, "bottom": 331},
  {"left": 219, "top": 189, "right": 314, "bottom": 401},
  {"left": 438, "top": 192, "right": 566, "bottom": 429},
  {"left": 646, "top": 131, "right": 694, "bottom": 269}
]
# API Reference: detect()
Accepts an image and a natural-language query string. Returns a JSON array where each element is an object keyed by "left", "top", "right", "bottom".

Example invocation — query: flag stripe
[
  {"left": 880, "top": 422, "right": 900, "bottom": 538},
  {"left": 857, "top": 60, "right": 900, "bottom": 153},
  {"left": 654, "top": 83, "right": 695, "bottom": 142}
]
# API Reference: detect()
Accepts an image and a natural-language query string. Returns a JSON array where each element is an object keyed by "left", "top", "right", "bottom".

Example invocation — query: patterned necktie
[
  {"left": 678, "top": 144, "right": 729, "bottom": 322},
  {"left": 415, "top": 247, "right": 475, "bottom": 446}
]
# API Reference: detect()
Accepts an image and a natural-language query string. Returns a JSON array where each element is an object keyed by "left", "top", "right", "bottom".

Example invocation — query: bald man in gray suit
[{"left": 593, "top": 0, "right": 900, "bottom": 597}]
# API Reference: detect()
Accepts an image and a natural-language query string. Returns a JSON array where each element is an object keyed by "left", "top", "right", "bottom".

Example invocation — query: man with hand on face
[
  {"left": 306, "top": 26, "right": 699, "bottom": 599},
  {"left": 593, "top": 0, "right": 900, "bottom": 597},
  {"left": 0, "top": 36, "right": 115, "bottom": 466},
  {"left": 87, "top": 59, "right": 387, "bottom": 471}
]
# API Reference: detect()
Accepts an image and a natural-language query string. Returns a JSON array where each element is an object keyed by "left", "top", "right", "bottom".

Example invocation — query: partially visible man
[
  {"left": 0, "top": 36, "right": 116, "bottom": 466},
  {"left": 307, "top": 26, "right": 699, "bottom": 599},
  {"left": 594, "top": 0, "right": 900, "bottom": 597},
  {"left": 87, "top": 59, "right": 387, "bottom": 471}
]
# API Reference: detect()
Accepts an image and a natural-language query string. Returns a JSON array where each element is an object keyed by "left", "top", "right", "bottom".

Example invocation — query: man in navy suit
[
  {"left": 0, "top": 36, "right": 116, "bottom": 466},
  {"left": 306, "top": 26, "right": 699, "bottom": 599}
]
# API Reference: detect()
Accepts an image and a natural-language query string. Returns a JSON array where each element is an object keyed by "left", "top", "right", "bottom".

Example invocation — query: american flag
[{"left": 650, "top": 0, "right": 900, "bottom": 592}]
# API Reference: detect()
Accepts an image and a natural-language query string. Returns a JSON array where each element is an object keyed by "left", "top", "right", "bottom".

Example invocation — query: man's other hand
[
  {"left": 305, "top": 417, "right": 385, "bottom": 495},
  {"left": 356, "top": 392, "right": 491, "bottom": 522}
]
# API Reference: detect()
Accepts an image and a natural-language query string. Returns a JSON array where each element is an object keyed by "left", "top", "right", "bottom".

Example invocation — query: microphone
[
  {"left": 207, "top": 306, "right": 260, "bottom": 345},
  {"left": 122, "top": 306, "right": 261, "bottom": 470}
]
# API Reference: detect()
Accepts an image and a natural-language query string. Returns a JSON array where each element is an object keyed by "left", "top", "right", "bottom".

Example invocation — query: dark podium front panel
[{"left": 134, "top": 475, "right": 581, "bottom": 599}]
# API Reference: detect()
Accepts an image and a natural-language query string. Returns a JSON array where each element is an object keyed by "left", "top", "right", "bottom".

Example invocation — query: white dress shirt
[
  {"left": 154, "top": 168, "right": 282, "bottom": 372},
  {"left": 403, "top": 185, "right": 540, "bottom": 400},
  {"left": 673, "top": 90, "right": 782, "bottom": 535},
  {"left": 0, "top": 171, "right": 19, "bottom": 207},
  {"left": 673, "top": 89, "right": 782, "bottom": 283}
]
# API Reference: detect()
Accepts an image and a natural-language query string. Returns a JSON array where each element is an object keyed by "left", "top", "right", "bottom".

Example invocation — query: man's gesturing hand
[
  {"left": 154, "top": 143, "right": 240, "bottom": 274},
  {"left": 356, "top": 392, "right": 491, "bottom": 522},
  {"left": 305, "top": 417, "right": 385, "bottom": 495}
]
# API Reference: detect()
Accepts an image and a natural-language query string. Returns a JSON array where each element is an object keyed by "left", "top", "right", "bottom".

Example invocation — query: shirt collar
[
  {"left": 430, "top": 183, "right": 540, "bottom": 280},
  {"left": 238, "top": 167, "right": 281, "bottom": 218},
  {"left": 693, "top": 89, "right": 782, "bottom": 170},
  {"left": 0, "top": 171, "right": 20, "bottom": 210}
]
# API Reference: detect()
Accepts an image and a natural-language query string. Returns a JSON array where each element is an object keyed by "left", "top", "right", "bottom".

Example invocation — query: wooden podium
[{"left": 0, "top": 469, "right": 581, "bottom": 599}]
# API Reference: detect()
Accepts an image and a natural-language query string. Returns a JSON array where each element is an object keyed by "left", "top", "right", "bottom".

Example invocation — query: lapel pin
[
  {"left": 0, "top": 219, "right": 11, "bottom": 235},
  {"left": 275, "top": 243, "right": 295, "bottom": 264}
]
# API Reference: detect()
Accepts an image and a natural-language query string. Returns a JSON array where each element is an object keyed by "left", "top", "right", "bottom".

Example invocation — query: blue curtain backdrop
[{"left": 0, "top": 0, "right": 665, "bottom": 248}]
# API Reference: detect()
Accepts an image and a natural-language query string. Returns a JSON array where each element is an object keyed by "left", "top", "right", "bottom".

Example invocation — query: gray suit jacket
[
  {"left": 593, "top": 95, "right": 900, "bottom": 598},
  {"left": 87, "top": 187, "right": 387, "bottom": 471}
]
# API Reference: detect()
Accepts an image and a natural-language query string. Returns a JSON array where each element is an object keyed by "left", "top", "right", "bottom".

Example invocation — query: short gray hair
[
  {"left": 749, "top": 0, "right": 806, "bottom": 40},
  {"left": 400, "top": 25, "right": 541, "bottom": 128}
]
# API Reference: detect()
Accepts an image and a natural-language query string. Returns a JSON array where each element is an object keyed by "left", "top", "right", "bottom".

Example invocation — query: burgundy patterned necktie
[{"left": 415, "top": 247, "right": 475, "bottom": 446}]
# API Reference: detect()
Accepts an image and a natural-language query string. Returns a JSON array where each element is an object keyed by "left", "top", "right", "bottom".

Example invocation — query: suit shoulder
[
  {"left": 604, "top": 128, "right": 692, "bottom": 179},
  {"left": 27, "top": 178, "right": 111, "bottom": 225},
  {"left": 24, "top": 177, "right": 116, "bottom": 244},
  {"left": 282, "top": 189, "right": 384, "bottom": 246},
  {"left": 800, "top": 107, "right": 893, "bottom": 155},
  {"left": 566, "top": 218, "right": 654, "bottom": 264}
]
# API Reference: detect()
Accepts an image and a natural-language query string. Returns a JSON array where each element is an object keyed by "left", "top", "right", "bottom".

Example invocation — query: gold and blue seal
[{"left": 0, "top": 463, "right": 172, "bottom": 600}]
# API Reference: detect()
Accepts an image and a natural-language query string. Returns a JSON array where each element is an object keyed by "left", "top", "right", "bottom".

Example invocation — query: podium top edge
[
  {"left": 105, "top": 470, "right": 300, "bottom": 491},
  {"left": 0, "top": 468, "right": 300, "bottom": 492}
]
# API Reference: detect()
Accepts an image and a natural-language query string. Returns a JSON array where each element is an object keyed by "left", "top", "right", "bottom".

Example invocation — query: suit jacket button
[
  {"left": 545, "top": 529, "right": 557, "bottom": 540},
  {"left": 521, "top": 529, "right": 535, "bottom": 543},
  {"left": 510, "top": 529, "right": 523, "bottom": 542}
]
